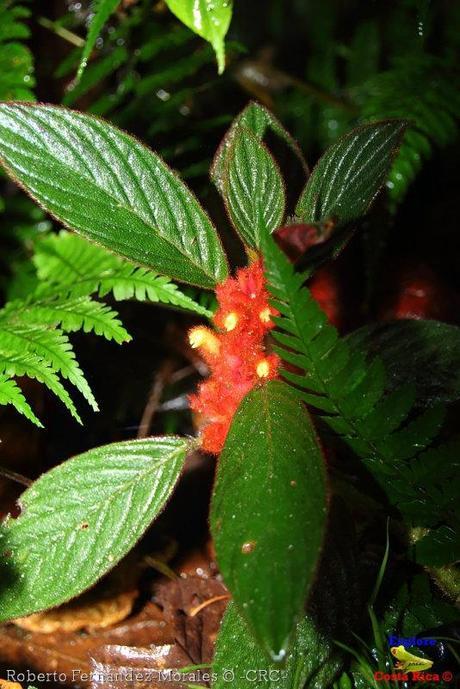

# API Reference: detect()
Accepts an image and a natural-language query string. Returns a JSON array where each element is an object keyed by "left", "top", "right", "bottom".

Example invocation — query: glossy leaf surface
[
  {"left": 210, "top": 381, "right": 327, "bottom": 660},
  {"left": 224, "top": 128, "right": 285, "bottom": 247},
  {"left": 0, "top": 437, "right": 188, "bottom": 620},
  {"left": 0, "top": 104, "right": 228, "bottom": 287}
]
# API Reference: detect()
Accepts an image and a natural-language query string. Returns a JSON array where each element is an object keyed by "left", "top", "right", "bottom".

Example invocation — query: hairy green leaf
[
  {"left": 0, "top": 104, "right": 228, "bottom": 287},
  {"left": 413, "top": 525, "right": 460, "bottom": 567},
  {"left": 164, "top": 0, "right": 233, "bottom": 74},
  {"left": 210, "top": 381, "right": 327, "bottom": 661},
  {"left": 0, "top": 437, "right": 188, "bottom": 620},
  {"left": 213, "top": 603, "right": 341, "bottom": 689},
  {"left": 347, "top": 320, "right": 460, "bottom": 406},
  {"left": 223, "top": 128, "right": 285, "bottom": 247},
  {"left": 296, "top": 121, "right": 406, "bottom": 226},
  {"left": 211, "top": 101, "right": 307, "bottom": 194}
]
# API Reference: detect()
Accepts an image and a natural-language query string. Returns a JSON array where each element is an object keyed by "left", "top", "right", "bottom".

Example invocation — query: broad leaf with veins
[
  {"left": 0, "top": 438, "right": 189, "bottom": 620},
  {"left": 0, "top": 103, "right": 228, "bottom": 288}
]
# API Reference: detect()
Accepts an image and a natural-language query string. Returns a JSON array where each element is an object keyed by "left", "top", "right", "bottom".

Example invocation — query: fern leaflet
[
  {"left": 34, "top": 232, "right": 213, "bottom": 317},
  {"left": 0, "top": 374, "right": 42, "bottom": 427},
  {"left": 0, "top": 324, "right": 98, "bottom": 413},
  {"left": 7, "top": 295, "right": 131, "bottom": 344},
  {"left": 0, "top": 350, "right": 81, "bottom": 424}
]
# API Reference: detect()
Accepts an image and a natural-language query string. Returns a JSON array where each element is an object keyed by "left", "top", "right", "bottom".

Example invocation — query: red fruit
[
  {"left": 379, "top": 263, "right": 456, "bottom": 322},
  {"left": 309, "top": 266, "right": 342, "bottom": 329}
]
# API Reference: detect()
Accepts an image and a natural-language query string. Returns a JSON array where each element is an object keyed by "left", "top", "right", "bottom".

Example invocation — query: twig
[
  {"left": 38, "top": 17, "right": 85, "bottom": 47},
  {"left": 0, "top": 467, "right": 32, "bottom": 487},
  {"left": 235, "top": 59, "right": 357, "bottom": 113},
  {"left": 189, "top": 594, "right": 231, "bottom": 617},
  {"left": 137, "top": 360, "right": 175, "bottom": 438}
]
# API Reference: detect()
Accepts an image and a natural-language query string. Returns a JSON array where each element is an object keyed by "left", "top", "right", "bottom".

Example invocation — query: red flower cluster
[{"left": 188, "top": 258, "right": 279, "bottom": 454}]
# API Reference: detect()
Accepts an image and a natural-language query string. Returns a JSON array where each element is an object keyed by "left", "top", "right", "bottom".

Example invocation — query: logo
[
  {"left": 390, "top": 645, "right": 434, "bottom": 672},
  {"left": 372, "top": 632, "right": 456, "bottom": 683},
  {"left": 388, "top": 634, "right": 437, "bottom": 648}
]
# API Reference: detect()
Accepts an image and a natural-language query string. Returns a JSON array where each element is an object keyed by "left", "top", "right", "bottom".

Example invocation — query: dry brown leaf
[
  {"left": 155, "top": 574, "right": 229, "bottom": 664},
  {"left": 0, "top": 680, "right": 24, "bottom": 689},
  {"left": 0, "top": 602, "right": 173, "bottom": 686},
  {"left": 14, "top": 590, "right": 138, "bottom": 633},
  {"left": 89, "top": 643, "right": 202, "bottom": 689}
]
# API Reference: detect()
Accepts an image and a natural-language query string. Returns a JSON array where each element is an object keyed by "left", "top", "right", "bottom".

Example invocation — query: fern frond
[
  {"left": 0, "top": 350, "right": 81, "bottom": 424},
  {"left": 96, "top": 264, "right": 213, "bottom": 315},
  {"left": 263, "top": 237, "right": 444, "bottom": 474},
  {"left": 0, "top": 229, "right": 213, "bottom": 427},
  {"left": 0, "top": 325, "right": 98, "bottom": 412},
  {"left": 0, "top": 229, "right": 211, "bottom": 427},
  {"left": 15, "top": 295, "right": 131, "bottom": 344},
  {"left": 360, "top": 56, "right": 460, "bottom": 206},
  {"left": 0, "top": 374, "right": 42, "bottom": 427},
  {"left": 76, "top": 0, "right": 121, "bottom": 82},
  {"left": 0, "top": 0, "right": 35, "bottom": 101},
  {"left": 34, "top": 231, "right": 119, "bottom": 285},
  {"left": 34, "top": 232, "right": 213, "bottom": 317}
]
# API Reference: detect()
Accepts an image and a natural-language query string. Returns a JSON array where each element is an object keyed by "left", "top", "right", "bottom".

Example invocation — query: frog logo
[{"left": 390, "top": 645, "right": 434, "bottom": 672}]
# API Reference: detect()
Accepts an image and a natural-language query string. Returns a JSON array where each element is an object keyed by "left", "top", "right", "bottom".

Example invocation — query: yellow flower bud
[
  {"left": 189, "top": 326, "right": 220, "bottom": 355},
  {"left": 223, "top": 311, "right": 239, "bottom": 331},
  {"left": 256, "top": 359, "right": 270, "bottom": 378}
]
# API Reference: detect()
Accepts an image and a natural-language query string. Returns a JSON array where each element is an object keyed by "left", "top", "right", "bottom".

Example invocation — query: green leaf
[
  {"left": 384, "top": 574, "right": 459, "bottom": 639},
  {"left": 296, "top": 121, "right": 406, "bottom": 226},
  {"left": 0, "top": 104, "right": 228, "bottom": 288},
  {"left": 347, "top": 320, "right": 460, "bottom": 407},
  {"left": 76, "top": 0, "right": 121, "bottom": 82},
  {"left": 0, "top": 324, "right": 98, "bottom": 412},
  {"left": 23, "top": 297, "right": 131, "bottom": 344},
  {"left": 0, "top": 350, "right": 81, "bottom": 424},
  {"left": 0, "top": 2, "right": 35, "bottom": 101},
  {"left": 413, "top": 525, "right": 460, "bottom": 567},
  {"left": 164, "top": 0, "right": 233, "bottom": 74},
  {"left": 0, "top": 374, "right": 42, "bottom": 427},
  {"left": 223, "top": 128, "right": 286, "bottom": 248},
  {"left": 0, "top": 437, "right": 188, "bottom": 620},
  {"left": 211, "top": 101, "right": 307, "bottom": 194},
  {"left": 210, "top": 380, "right": 327, "bottom": 661},
  {"left": 213, "top": 603, "right": 341, "bottom": 689}
]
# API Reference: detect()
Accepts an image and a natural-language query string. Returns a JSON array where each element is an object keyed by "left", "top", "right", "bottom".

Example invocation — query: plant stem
[{"left": 38, "top": 17, "right": 85, "bottom": 48}]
